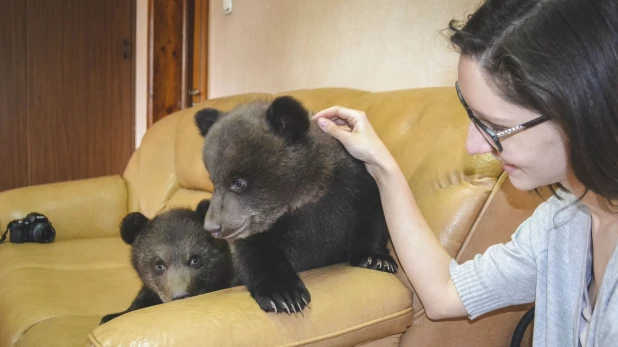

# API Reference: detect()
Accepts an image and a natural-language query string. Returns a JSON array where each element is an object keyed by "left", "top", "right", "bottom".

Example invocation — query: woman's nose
[{"left": 465, "top": 122, "right": 493, "bottom": 155}]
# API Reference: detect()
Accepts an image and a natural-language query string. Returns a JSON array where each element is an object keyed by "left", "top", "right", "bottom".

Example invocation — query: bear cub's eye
[
  {"left": 155, "top": 260, "right": 166, "bottom": 273},
  {"left": 189, "top": 255, "right": 200, "bottom": 267},
  {"left": 231, "top": 178, "right": 248, "bottom": 192}
]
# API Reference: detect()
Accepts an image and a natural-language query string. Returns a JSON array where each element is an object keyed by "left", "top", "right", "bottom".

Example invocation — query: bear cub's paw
[
  {"left": 251, "top": 279, "right": 311, "bottom": 315},
  {"left": 350, "top": 254, "right": 399, "bottom": 274}
]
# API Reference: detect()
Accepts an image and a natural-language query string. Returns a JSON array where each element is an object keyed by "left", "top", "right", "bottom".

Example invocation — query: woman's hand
[{"left": 312, "top": 106, "right": 394, "bottom": 177}]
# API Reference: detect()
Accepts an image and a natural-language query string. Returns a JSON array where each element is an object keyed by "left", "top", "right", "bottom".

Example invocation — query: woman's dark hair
[{"left": 447, "top": 0, "right": 618, "bottom": 210}]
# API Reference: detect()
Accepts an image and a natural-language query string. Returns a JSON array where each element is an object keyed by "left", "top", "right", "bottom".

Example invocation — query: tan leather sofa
[{"left": 0, "top": 87, "right": 540, "bottom": 347}]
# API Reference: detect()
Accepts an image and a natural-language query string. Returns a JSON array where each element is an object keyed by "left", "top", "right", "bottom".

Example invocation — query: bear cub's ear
[
  {"left": 195, "top": 199, "right": 210, "bottom": 220},
  {"left": 120, "top": 212, "right": 150, "bottom": 245},
  {"left": 266, "top": 96, "right": 310, "bottom": 142},
  {"left": 195, "top": 108, "right": 222, "bottom": 137}
]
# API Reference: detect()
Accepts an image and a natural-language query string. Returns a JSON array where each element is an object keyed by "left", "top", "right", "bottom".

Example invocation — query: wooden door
[
  {"left": 148, "top": 0, "right": 208, "bottom": 125},
  {"left": 189, "top": 0, "right": 209, "bottom": 106},
  {"left": 0, "top": 0, "right": 28, "bottom": 191},
  {"left": 149, "top": 0, "right": 186, "bottom": 124},
  {"left": 26, "top": 0, "right": 135, "bottom": 186},
  {"left": 0, "top": 0, "right": 135, "bottom": 191}
]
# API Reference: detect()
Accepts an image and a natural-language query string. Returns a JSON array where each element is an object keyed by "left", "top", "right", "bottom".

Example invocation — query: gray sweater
[{"left": 449, "top": 194, "right": 618, "bottom": 346}]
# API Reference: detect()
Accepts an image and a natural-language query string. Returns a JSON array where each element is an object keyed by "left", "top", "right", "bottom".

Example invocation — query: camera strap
[{"left": 0, "top": 226, "right": 8, "bottom": 244}]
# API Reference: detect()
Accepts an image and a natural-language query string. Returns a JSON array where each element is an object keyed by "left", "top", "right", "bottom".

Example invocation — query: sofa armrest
[
  {"left": 0, "top": 176, "right": 128, "bottom": 241},
  {"left": 88, "top": 264, "right": 413, "bottom": 347}
]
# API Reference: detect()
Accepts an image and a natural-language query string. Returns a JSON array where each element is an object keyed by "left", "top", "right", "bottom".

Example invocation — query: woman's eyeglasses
[{"left": 455, "top": 81, "right": 549, "bottom": 152}]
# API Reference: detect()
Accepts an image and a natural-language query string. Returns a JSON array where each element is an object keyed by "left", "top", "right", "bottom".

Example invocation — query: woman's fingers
[
  {"left": 312, "top": 105, "right": 386, "bottom": 164},
  {"left": 316, "top": 118, "right": 352, "bottom": 144},
  {"left": 312, "top": 106, "right": 366, "bottom": 131},
  {"left": 332, "top": 119, "right": 348, "bottom": 127}
]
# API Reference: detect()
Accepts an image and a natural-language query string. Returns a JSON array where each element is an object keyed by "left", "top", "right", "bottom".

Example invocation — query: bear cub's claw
[
  {"left": 350, "top": 254, "right": 399, "bottom": 274},
  {"left": 252, "top": 279, "right": 311, "bottom": 316}
]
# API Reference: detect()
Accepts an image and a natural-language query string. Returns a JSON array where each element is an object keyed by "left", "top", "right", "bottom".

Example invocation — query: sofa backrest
[{"left": 123, "top": 87, "right": 543, "bottom": 298}]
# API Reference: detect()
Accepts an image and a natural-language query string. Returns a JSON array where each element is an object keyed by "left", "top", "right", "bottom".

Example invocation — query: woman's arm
[
  {"left": 372, "top": 157, "right": 468, "bottom": 319},
  {"left": 313, "top": 107, "right": 467, "bottom": 319}
]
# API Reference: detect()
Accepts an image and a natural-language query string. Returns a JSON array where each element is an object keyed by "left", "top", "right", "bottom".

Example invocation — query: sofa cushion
[
  {"left": 128, "top": 88, "right": 501, "bottom": 293},
  {"left": 15, "top": 316, "right": 102, "bottom": 347},
  {"left": 125, "top": 87, "right": 501, "bottom": 259},
  {"left": 88, "top": 264, "right": 413, "bottom": 347},
  {"left": 0, "top": 238, "right": 140, "bottom": 347},
  {"left": 0, "top": 176, "right": 128, "bottom": 241}
]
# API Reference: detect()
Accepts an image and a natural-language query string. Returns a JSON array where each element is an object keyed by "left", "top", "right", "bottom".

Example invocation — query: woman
[{"left": 312, "top": 0, "right": 618, "bottom": 345}]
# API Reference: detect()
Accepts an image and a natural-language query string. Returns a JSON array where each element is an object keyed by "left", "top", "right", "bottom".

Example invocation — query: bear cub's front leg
[
  {"left": 100, "top": 286, "right": 162, "bottom": 325},
  {"left": 234, "top": 238, "right": 310, "bottom": 314}
]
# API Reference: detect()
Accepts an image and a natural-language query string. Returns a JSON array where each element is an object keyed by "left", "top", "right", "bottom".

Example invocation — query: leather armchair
[{"left": 0, "top": 87, "right": 539, "bottom": 347}]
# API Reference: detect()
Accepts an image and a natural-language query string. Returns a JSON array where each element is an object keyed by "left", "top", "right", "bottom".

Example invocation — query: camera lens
[{"left": 29, "top": 223, "right": 56, "bottom": 243}]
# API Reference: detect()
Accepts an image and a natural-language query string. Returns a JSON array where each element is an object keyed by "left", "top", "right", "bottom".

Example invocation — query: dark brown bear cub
[
  {"left": 100, "top": 200, "right": 232, "bottom": 324},
  {"left": 194, "top": 96, "right": 397, "bottom": 315}
]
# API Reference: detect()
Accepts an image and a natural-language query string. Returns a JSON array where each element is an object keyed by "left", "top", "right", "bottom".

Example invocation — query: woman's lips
[
  {"left": 501, "top": 162, "right": 519, "bottom": 174},
  {"left": 493, "top": 155, "right": 519, "bottom": 174}
]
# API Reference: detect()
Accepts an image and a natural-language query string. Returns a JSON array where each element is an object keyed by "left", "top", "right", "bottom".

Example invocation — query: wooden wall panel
[{"left": 0, "top": 0, "right": 28, "bottom": 191}]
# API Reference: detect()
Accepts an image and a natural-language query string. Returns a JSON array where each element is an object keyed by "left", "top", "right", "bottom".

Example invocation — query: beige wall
[{"left": 208, "top": 0, "right": 480, "bottom": 99}]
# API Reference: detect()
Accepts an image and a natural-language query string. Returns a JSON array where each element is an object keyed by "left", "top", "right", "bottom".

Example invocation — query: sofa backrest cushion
[{"left": 124, "top": 87, "right": 503, "bottom": 261}]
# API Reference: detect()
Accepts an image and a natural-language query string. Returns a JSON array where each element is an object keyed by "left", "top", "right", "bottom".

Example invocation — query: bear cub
[
  {"left": 194, "top": 96, "right": 397, "bottom": 315},
  {"left": 100, "top": 199, "right": 232, "bottom": 324}
]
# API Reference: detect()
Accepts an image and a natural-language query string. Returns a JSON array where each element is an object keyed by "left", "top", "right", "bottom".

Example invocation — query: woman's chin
[{"left": 508, "top": 174, "right": 539, "bottom": 192}]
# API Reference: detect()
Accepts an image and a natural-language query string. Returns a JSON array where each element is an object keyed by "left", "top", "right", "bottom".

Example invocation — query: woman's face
[{"left": 457, "top": 56, "right": 572, "bottom": 191}]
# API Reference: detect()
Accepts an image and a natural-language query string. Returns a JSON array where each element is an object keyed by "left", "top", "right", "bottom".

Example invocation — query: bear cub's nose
[{"left": 203, "top": 221, "right": 221, "bottom": 232}]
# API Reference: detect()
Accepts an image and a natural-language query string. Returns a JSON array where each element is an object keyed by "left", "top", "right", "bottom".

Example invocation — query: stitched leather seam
[
  {"left": 455, "top": 171, "right": 507, "bottom": 262},
  {"left": 277, "top": 307, "right": 413, "bottom": 347},
  {"left": 87, "top": 332, "right": 103, "bottom": 347},
  {"left": 14, "top": 314, "right": 102, "bottom": 347}
]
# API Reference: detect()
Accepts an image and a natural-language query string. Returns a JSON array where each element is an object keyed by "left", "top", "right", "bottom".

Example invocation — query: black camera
[{"left": 7, "top": 213, "right": 56, "bottom": 243}]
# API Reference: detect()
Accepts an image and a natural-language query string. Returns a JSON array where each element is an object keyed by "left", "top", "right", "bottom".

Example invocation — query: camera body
[{"left": 8, "top": 213, "right": 56, "bottom": 243}]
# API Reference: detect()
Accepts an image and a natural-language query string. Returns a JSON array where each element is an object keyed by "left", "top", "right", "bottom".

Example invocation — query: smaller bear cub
[{"left": 100, "top": 199, "right": 232, "bottom": 325}]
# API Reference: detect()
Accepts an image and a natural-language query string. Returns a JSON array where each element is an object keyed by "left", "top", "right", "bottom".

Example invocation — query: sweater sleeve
[{"left": 449, "top": 206, "right": 545, "bottom": 319}]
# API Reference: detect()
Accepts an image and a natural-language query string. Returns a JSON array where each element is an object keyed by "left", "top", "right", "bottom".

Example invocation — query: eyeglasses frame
[{"left": 455, "top": 81, "right": 549, "bottom": 152}]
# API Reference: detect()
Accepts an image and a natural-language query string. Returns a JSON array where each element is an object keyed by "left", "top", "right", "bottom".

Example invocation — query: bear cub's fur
[
  {"left": 100, "top": 199, "right": 232, "bottom": 324},
  {"left": 194, "top": 96, "right": 397, "bottom": 315}
]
